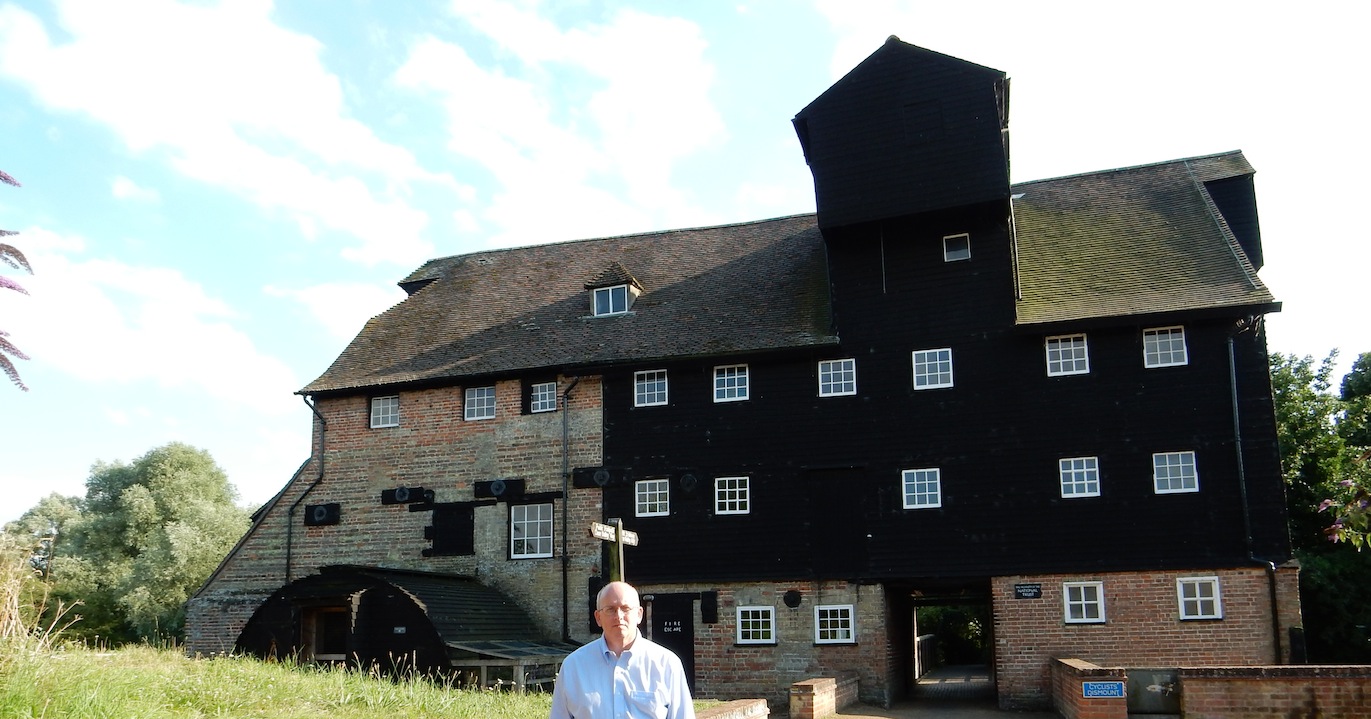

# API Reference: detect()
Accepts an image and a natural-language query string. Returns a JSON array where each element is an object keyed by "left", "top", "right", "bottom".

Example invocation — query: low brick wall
[
  {"left": 789, "top": 673, "right": 859, "bottom": 719},
  {"left": 1050, "top": 659, "right": 1127, "bottom": 719},
  {"left": 697, "top": 698, "right": 770, "bottom": 719},
  {"left": 1179, "top": 665, "right": 1371, "bottom": 718}
]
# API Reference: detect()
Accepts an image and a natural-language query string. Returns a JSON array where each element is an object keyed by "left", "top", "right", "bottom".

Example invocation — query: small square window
[
  {"left": 902, "top": 468, "right": 942, "bottom": 509},
  {"left": 1059, "top": 457, "right": 1100, "bottom": 498},
  {"left": 715, "top": 476, "right": 750, "bottom": 515},
  {"left": 370, "top": 396, "right": 399, "bottom": 428},
  {"left": 635, "top": 478, "right": 670, "bottom": 517},
  {"left": 634, "top": 370, "right": 668, "bottom": 407},
  {"left": 1046, "top": 334, "right": 1090, "bottom": 376},
  {"left": 510, "top": 503, "right": 553, "bottom": 559},
  {"left": 1063, "top": 581, "right": 1105, "bottom": 624},
  {"left": 818, "top": 359, "right": 856, "bottom": 397},
  {"left": 912, "top": 348, "right": 954, "bottom": 389},
  {"left": 1153, "top": 451, "right": 1198, "bottom": 494},
  {"left": 815, "top": 604, "right": 855, "bottom": 644},
  {"left": 530, "top": 381, "right": 558, "bottom": 413},
  {"left": 714, "top": 364, "right": 749, "bottom": 402},
  {"left": 465, "top": 386, "right": 496, "bottom": 420},
  {"left": 593, "top": 285, "right": 630, "bottom": 317},
  {"left": 1144, "top": 326, "right": 1188, "bottom": 368},
  {"left": 1177, "top": 576, "right": 1223, "bottom": 620},
  {"left": 943, "top": 233, "right": 971, "bottom": 262},
  {"left": 737, "top": 606, "right": 776, "bottom": 644}
]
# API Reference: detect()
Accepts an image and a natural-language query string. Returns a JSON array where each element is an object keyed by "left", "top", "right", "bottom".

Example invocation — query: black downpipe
[
  {"left": 560, "top": 377, "right": 581, "bottom": 643},
  {"left": 1228, "top": 323, "right": 1284, "bottom": 662},
  {"left": 287, "top": 395, "right": 328, "bottom": 583}
]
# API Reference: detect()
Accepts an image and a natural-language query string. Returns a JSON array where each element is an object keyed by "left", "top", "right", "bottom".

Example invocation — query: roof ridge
[{"left": 1012, "top": 150, "right": 1246, "bottom": 188}]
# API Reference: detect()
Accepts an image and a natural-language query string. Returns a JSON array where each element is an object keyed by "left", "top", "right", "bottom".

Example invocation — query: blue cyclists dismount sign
[{"left": 1082, "top": 681, "right": 1125, "bottom": 698}]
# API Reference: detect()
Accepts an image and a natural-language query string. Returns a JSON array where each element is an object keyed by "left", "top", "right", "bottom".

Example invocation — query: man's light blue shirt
[{"left": 548, "top": 634, "right": 695, "bottom": 719}]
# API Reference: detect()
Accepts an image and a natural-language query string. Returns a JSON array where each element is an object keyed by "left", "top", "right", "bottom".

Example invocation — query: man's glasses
[{"left": 596, "top": 604, "right": 640, "bottom": 615}]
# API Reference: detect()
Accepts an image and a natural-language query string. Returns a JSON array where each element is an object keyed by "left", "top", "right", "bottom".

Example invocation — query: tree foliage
[
  {"left": 3, "top": 443, "right": 251, "bottom": 644},
  {"left": 1, "top": 168, "right": 31, "bottom": 391}
]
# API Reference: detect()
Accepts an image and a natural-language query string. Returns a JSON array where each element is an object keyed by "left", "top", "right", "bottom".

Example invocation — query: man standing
[{"left": 549, "top": 581, "right": 695, "bottom": 719}]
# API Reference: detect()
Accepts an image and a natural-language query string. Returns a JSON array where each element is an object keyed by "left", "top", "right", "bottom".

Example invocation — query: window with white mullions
[
  {"left": 530, "top": 381, "right": 557, "bottom": 413},
  {"left": 1144, "top": 326, "right": 1188, "bottom": 368},
  {"left": 634, "top": 370, "right": 668, "bottom": 407},
  {"left": 815, "top": 604, "right": 855, "bottom": 644},
  {"left": 1063, "top": 581, "right": 1105, "bottom": 624},
  {"left": 465, "top": 386, "right": 496, "bottom": 420},
  {"left": 737, "top": 606, "right": 775, "bottom": 644},
  {"left": 818, "top": 359, "right": 856, "bottom": 396},
  {"left": 715, "top": 476, "right": 750, "bottom": 515},
  {"left": 1045, "top": 334, "right": 1090, "bottom": 376},
  {"left": 901, "top": 468, "right": 942, "bottom": 509},
  {"left": 510, "top": 503, "right": 553, "bottom": 559},
  {"left": 593, "top": 284, "right": 630, "bottom": 316},
  {"left": 635, "top": 478, "right": 670, "bottom": 517},
  {"left": 1059, "top": 457, "right": 1100, "bottom": 498},
  {"left": 1153, "top": 451, "right": 1198, "bottom": 494},
  {"left": 1177, "top": 576, "right": 1223, "bottom": 620},
  {"left": 713, "top": 364, "right": 749, "bottom": 402},
  {"left": 370, "top": 396, "right": 399, "bottom": 428},
  {"left": 912, "top": 348, "right": 954, "bottom": 389}
]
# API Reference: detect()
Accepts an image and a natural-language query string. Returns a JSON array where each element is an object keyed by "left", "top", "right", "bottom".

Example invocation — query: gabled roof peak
[{"left": 585, "top": 260, "right": 642, "bottom": 291}]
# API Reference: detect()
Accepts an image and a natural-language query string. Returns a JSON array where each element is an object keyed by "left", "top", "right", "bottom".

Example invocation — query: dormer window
[{"left": 593, "top": 284, "right": 631, "bottom": 316}]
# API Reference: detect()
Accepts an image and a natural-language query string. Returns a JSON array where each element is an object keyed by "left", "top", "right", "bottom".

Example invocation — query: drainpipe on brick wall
[
  {"left": 286, "top": 395, "right": 328, "bottom": 584},
  {"left": 1228, "top": 319, "right": 1284, "bottom": 661},
  {"left": 560, "top": 376, "right": 581, "bottom": 643}
]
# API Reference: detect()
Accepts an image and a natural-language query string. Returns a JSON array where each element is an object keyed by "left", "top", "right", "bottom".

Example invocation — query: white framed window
[
  {"left": 510, "top": 503, "right": 553, "bottom": 559},
  {"left": 593, "top": 284, "right": 630, "bottom": 317},
  {"left": 912, "top": 348, "right": 954, "bottom": 390},
  {"left": 715, "top": 476, "right": 751, "bottom": 515},
  {"left": 943, "top": 233, "right": 971, "bottom": 262},
  {"left": 1153, "top": 451, "right": 1198, "bottom": 494},
  {"left": 370, "top": 396, "right": 399, "bottom": 428},
  {"left": 815, "top": 604, "right": 855, "bottom": 644},
  {"left": 464, "top": 386, "right": 496, "bottom": 420},
  {"left": 1063, "top": 581, "right": 1105, "bottom": 624},
  {"left": 530, "top": 381, "right": 558, "bottom": 413},
  {"left": 635, "top": 478, "right": 670, "bottom": 517},
  {"left": 1144, "top": 326, "right": 1188, "bottom": 368},
  {"left": 1046, "top": 334, "right": 1090, "bottom": 376},
  {"left": 737, "top": 606, "right": 776, "bottom": 644},
  {"left": 818, "top": 359, "right": 856, "bottom": 397},
  {"left": 1059, "top": 457, "right": 1100, "bottom": 498},
  {"left": 901, "top": 468, "right": 942, "bottom": 509},
  {"left": 714, "top": 364, "right": 750, "bottom": 402},
  {"left": 634, "top": 370, "right": 668, "bottom": 407},
  {"left": 1177, "top": 576, "right": 1223, "bottom": 620}
]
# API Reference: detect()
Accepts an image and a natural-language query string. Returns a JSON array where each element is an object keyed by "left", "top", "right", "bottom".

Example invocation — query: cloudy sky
[{"left": 1, "top": 0, "right": 1367, "bottom": 523}]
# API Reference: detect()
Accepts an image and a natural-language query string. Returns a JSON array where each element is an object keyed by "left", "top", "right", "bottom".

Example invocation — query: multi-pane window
[
  {"left": 1144, "top": 326, "right": 1188, "bottom": 368},
  {"left": 1153, "top": 451, "right": 1198, "bottom": 494},
  {"left": 912, "top": 348, "right": 954, "bottom": 389},
  {"left": 737, "top": 606, "right": 776, "bottom": 644},
  {"left": 815, "top": 604, "right": 855, "bottom": 644},
  {"left": 593, "top": 285, "right": 630, "bottom": 316},
  {"left": 465, "top": 386, "right": 496, "bottom": 420},
  {"left": 1059, "top": 457, "right": 1101, "bottom": 498},
  {"left": 370, "top": 396, "right": 399, "bottom": 428},
  {"left": 818, "top": 359, "right": 856, "bottom": 396},
  {"left": 1046, "top": 334, "right": 1090, "bottom": 376},
  {"left": 1063, "top": 581, "right": 1105, "bottom": 624},
  {"left": 530, "top": 381, "right": 558, "bottom": 413},
  {"left": 634, "top": 370, "right": 668, "bottom": 407},
  {"left": 635, "top": 479, "right": 670, "bottom": 517},
  {"left": 1177, "top": 576, "right": 1223, "bottom": 620},
  {"left": 715, "top": 476, "right": 750, "bottom": 515},
  {"left": 943, "top": 233, "right": 971, "bottom": 262},
  {"left": 510, "top": 503, "right": 553, "bottom": 559},
  {"left": 714, "top": 364, "right": 750, "bottom": 402},
  {"left": 902, "top": 468, "right": 942, "bottom": 509}
]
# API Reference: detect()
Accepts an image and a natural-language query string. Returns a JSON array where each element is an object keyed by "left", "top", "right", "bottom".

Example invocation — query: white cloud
[
  {"left": 1, "top": 225, "right": 300, "bottom": 415},
  {"left": 265, "top": 281, "right": 408, "bottom": 340},
  {"left": 0, "top": 0, "right": 454, "bottom": 266},
  {"left": 111, "top": 175, "right": 160, "bottom": 203},
  {"left": 395, "top": 1, "right": 725, "bottom": 245}
]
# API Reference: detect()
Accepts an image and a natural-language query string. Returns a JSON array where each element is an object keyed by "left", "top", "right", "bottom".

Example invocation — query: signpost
[{"left": 589, "top": 518, "right": 638, "bottom": 582}]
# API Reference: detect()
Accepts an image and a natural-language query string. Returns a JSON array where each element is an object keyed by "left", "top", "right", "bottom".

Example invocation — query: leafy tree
[
  {"left": 1322, "top": 351, "right": 1371, "bottom": 549},
  {"left": 1270, "top": 351, "right": 1371, "bottom": 661},
  {"left": 1, "top": 168, "right": 31, "bottom": 391},
  {"left": 7, "top": 444, "right": 251, "bottom": 644}
]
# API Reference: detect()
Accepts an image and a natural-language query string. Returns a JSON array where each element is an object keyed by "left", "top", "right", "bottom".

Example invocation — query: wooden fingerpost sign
[{"left": 589, "top": 518, "right": 639, "bottom": 582}]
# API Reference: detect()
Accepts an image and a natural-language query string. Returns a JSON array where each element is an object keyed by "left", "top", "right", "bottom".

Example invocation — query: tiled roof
[
  {"left": 1013, "top": 151, "right": 1277, "bottom": 327},
  {"left": 302, "top": 214, "right": 835, "bottom": 394},
  {"left": 302, "top": 152, "right": 1278, "bottom": 396}
]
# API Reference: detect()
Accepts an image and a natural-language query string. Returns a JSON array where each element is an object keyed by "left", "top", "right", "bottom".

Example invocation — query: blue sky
[{"left": 1, "top": 0, "right": 1367, "bottom": 523}]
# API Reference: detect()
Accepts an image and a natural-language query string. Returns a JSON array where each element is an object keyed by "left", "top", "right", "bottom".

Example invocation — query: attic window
[
  {"left": 943, "top": 233, "right": 971, "bottom": 262},
  {"left": 593, "top": 284, "right": 631, "bottom": 316}
]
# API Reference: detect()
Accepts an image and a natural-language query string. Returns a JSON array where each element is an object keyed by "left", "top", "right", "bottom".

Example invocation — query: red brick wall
[
  {"left": 1179, "top": 666, "right": 1371, "bottom": 718},
  {"left": 1049, "top": 659, "right": 1128, "bottom": 719},
  {"left": 186, "top": 376, "right": 605, "bottom": 655},
  {"left": 640, "top": 580, "right": 890, "bottom": 709},
  {"left": 993, "top": 566, "right": 1298, "bottom": 710}
]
